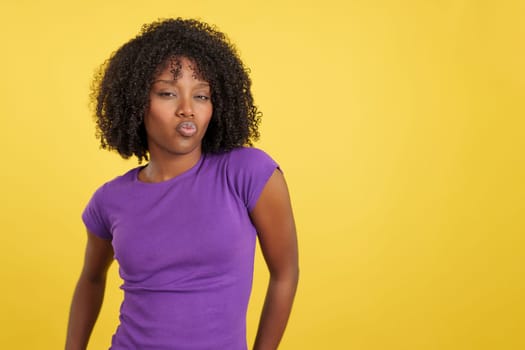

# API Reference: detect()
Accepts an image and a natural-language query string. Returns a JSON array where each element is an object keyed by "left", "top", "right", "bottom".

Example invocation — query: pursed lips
[{"left": 176, "top": 121, "right": 197, "bottom": 137}]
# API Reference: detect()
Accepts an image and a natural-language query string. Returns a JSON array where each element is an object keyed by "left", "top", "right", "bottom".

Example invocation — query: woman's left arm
[{"left": 251, "top": 169, "right": 299, "bottom": 350}]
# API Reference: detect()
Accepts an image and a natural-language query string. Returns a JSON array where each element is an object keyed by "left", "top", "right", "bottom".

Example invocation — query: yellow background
[{"left": 1, "top": 0, "right": 524, "bottom": 349}]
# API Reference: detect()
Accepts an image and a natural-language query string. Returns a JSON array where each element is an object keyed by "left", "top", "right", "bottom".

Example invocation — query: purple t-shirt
[{"left": 82, "top": 147, "right": 278, "bottom": 350}]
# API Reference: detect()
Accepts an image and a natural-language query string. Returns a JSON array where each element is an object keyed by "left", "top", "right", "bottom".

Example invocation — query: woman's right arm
[{"left": 65, "top": 230, "right": 114, "bottom": 350}]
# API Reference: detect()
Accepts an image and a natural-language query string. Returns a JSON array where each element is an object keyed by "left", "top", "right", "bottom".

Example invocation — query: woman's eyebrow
[{"left": 194, "top": 82, "right": 210, "bottom": 88}]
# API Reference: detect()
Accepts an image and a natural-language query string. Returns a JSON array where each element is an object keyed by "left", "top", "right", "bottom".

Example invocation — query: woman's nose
[{"left": 176, "top": 97, "right": 194, "bottom": 118}]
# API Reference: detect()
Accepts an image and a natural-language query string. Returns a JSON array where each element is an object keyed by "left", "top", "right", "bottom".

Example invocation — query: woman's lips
[{"left": 176, "top": 121, "right": 197, "bottom": 137}]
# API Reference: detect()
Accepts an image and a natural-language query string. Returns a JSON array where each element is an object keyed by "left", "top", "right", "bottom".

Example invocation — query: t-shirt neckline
[{"left": 133, "top": 153, "right": 205, "bottom": 186}]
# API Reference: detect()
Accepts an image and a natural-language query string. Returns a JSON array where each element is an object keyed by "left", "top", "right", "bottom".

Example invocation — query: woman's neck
[{"left": 139, "top": 150, "right": 202, "bottom": 183}]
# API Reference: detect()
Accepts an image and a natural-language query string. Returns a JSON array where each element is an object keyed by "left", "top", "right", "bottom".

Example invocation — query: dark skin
[
  {"left": 65, "top": 231, "right": 113, "bottom": 350},
  {"left": 251, "top": 169, "right": 299, "bottom": 350},
  {"left": 66, "top": 59, "right": 299, "bottom": 350}
]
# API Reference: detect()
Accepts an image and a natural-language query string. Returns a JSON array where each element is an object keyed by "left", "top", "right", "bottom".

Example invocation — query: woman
[{"left": 65, "top": 18, "right": 299, "bottom": 350}]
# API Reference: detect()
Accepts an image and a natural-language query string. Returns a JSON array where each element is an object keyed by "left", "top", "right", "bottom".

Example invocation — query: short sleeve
[
  {"left": 227, "top": 147, "right": 280, "bottom": 212},
  {"left": 81, "top": 185, "right": 113, "bottom": 240}
]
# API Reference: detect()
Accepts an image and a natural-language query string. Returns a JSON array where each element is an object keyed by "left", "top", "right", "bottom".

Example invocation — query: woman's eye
[
  {"left": 195, "top": 95, "right": 210, "bottom": 101},
  {"left": 157, "top": 92, "right": 176, "bottom": 97}
]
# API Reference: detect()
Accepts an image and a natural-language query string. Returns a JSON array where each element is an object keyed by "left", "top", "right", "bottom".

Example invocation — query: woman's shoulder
[
  {"left": 221, "top": 146, "right": 276, "bottom": 167},
  {"left": 204, "top": 147, "right": 278, "bottom": 183},
  {"left": 217, "top": 147, "right": 280, "bottom": 211},
  {"left": 205, "top": 147, "right": 275, "bottom": 170},
  {"left": 90, "top": 166, "right": 142, "bottom": 198},
  {"left": 213, "top": 146, "right": 279, "bottom": 181}
]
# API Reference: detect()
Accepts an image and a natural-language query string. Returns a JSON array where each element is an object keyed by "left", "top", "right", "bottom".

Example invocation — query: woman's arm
[
  {"left": 65, "top": 231, "right": 114, "bottom": 350},
  {"left": 250, "top": 169, "right": 299, "bottom": 350}
]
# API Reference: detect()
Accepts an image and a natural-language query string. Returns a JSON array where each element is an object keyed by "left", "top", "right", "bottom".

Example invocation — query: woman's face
[{"left": 144, "top": 57, "right": 213, "bottom": 159}]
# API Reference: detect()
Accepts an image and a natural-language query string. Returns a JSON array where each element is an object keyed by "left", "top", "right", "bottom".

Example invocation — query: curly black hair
[{"left": 91, "top": 18, "right": 261, "bottom": 162}]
